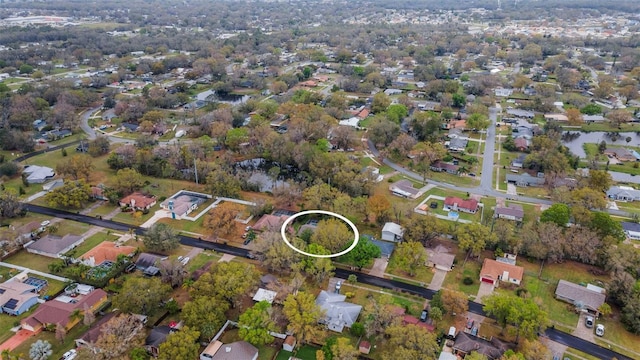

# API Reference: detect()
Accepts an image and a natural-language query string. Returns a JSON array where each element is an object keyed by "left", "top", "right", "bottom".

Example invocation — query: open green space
[
  {"left": 595, "top": 317, "right": 640, "bottom": 357},
  {"left": 386, "top": 258, "right": 435, "bottom": 287},
  {"left": 441, "top": 255, "right": 482, "bottom": 297},
  {"left": 10, "top": 322, "right": 90, "bottom": 360},
  {"left": 276, "top": 345, "right": 319, "bottom": 360},
  {"left": 186, "top": 251, "right": 221, "bottom": 272},
  {"left": 4, "top": 251, "right": 57, "bottom": 274},
  {"left": 54, "top": 220, "right": 90, "bottom": 236}
]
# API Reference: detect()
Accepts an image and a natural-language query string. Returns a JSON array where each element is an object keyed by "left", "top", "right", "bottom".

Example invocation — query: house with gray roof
[
  {"left": 622, "top": 221, "right": 640, "bottom": 240},
  {"left": 22, "top": 165, "right": 55, "bottom": 184},
  {"left": 506, "top": 173, "right": 545, "bottom": 187},
  {"left": 453, "top": 332, "right": 509, "bottom": 359},
  {"left": 506, "top": 109, "right": 535, "bottom": 118},
  {"left": 446, "top": 138, "right": 468, "bottom": 152},
  {"left": 316, "top": 290, "right": 362, "bottom": 333},
  {"left": 494, "top": 204, "right": 524, "bottom": 221},
  {"left": 201, "top": 341, "right": 258, "bottom": 360},
  {"left": 26, "top": 234, "right": 83, "bottom": 258},
  {"left": 389, "top": 180, "right": 424, "bottom": 199},
  {"left": 607, "top": 186, "right": 640, "bottom": 202},
  {"left": 555, "top": 280, "right": 606, "bottom": 316}
]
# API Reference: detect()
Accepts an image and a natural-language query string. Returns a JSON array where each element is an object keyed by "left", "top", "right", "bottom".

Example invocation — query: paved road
[
  {"left": 80, "top": 107, "right": 99, "bottom": 140},
  {"left": 479, "top": 107, "right": 498, "bottom": 192},
  {"left": 21, "top": 204, "right": 633, "bottom": 360}
]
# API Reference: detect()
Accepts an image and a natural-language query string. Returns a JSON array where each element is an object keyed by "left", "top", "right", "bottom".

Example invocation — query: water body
[
  {"left": 214, "top": 93, "right": 249, "bottom": 104},
  {"left": 562, "top": 131, "right": 640, "bottom": 158}
]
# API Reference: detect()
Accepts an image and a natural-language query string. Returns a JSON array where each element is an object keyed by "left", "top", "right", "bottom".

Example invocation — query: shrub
[{"left": 463, "top": 277, "right": 474, "bottom": 285}]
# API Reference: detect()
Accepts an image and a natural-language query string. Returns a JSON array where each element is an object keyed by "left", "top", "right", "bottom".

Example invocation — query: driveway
[
  {"left": 427, "top": 269, "right": 447, "bottom": 291},
  {"left": 573, "top": 313, "right": 595, "bottom": 343},
  {"left": 368, "top": 258, "right": 388, "bottom": 278},
  {"left": 475, "top": 282, "right": 494, "bottom": 303},
  {"left": 0, "top": 329, "right": 35, "bottom": 352}
]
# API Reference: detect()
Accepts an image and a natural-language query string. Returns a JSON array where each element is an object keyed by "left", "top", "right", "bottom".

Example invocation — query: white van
[{"left": 447, "top": 326, "right": 457, "bottom": 339}]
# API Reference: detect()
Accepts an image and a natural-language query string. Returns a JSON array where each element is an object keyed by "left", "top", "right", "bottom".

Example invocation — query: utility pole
[{"left": 194, "top": 157, "right": 198, "bottom": 184}]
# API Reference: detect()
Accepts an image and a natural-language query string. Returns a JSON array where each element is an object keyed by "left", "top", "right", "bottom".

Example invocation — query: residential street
[{"left": 22, "top": 204, "right": 633, "bottom": 360}]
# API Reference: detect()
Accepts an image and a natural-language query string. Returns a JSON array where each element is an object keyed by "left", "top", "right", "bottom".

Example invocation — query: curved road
[{"left": 23, "top": 204, "right": 632, "bottom": 360}]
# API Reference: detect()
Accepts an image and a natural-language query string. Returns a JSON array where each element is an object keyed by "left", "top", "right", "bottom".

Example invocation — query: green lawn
[
  {"left": 0, "top": 307, "right": 38, "bottom": 345},
  {"left": 386, "top": 258, "right": 435, "bottom": 287},
  {"left": 4, "top": 251, "right": 57, "bottom": 274},
  {"left": 187, "top": 251, "right": 221, "bottom": 272},
  {"left": 276, "top": 345, "right": 319, "bottom": 360},
  {"left": 441, "top": 256, "right": 482, "bottom": 297},
  {"left": 54, "top": 220, "right": 90, "bottom": 236},
  {"left": 64, "top": 231, "right": 119, "bottom": 258},
  {"left": 112, "top": 206, "right": 158, "bottom": 226},
  {"left": 87, "top": 203, "right": 119, "bottom": 217},
  {"left": 10, "top": 322, "right": 90, "bottom": 360}
]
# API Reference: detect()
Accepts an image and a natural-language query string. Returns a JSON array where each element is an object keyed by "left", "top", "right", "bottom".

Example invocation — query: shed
[{"left": 381, "top": 222, "right": 403, "bottom": 242}]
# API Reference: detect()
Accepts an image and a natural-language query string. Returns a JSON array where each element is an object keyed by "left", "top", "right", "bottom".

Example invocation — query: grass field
[
  {"left": 10, "top": 322, "right": 90, "bottom": 360},
  {"left": 4, "top": 251, "right": 57, "bottom": 274}
]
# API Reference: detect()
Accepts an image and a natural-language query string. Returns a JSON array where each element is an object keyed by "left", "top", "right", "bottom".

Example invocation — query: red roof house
[{"left": 444, "top": 196, "right": 479, "bottom": 214}]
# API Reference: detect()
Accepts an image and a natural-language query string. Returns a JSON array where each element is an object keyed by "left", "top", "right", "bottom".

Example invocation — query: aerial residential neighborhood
[{"left": 2, "top": 0, "right": 640, "bottom": 360}]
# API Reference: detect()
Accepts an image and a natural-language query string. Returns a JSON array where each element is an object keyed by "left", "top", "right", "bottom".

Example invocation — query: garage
[{"left": 481, "top": 277, "right": 494, "bottom": 284}]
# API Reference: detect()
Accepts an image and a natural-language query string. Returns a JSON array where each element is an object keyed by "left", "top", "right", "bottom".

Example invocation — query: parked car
[
  {"left": 447, "top": 326, "right": 457, "bottom": 339},
  {"left": 420, "top": 309, "right": 428, "bottom": 322},
  {"left": 471, "top": 326, "right": 478, "bottom": 336},
  {"left": 585, "top": 316, "right": 594, "bottom": 328},
  {"left": 466, "top": 318, "right": 475, "bottom": 329},
  {"left": 40, "top": 220, "right": 50, "bottom": 227},
  {"left": 595, "top": 324, "right": 605, "bottom": 337},
  {"left": 61, "top": 349, "right": 77, "bottom": 360}
]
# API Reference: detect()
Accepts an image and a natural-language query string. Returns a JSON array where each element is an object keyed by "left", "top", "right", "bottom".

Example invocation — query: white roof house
[
  {"left": 252, "top": 288, "right": 277, "bottom": 304},
  {"left": 381, "top": 222, "right": 404, "bottom": 242},
  {"left": 338, "top": 117, "right": 360, "bottom": 128},
  {"left": 316, "top": 290, "right": 362, "bottom": 333},
  {"left": 607, "top": 186, "right": 640, "bottom": 202},
  {"left": 22, "top": 165, "right": 55, "bottom": 184}
]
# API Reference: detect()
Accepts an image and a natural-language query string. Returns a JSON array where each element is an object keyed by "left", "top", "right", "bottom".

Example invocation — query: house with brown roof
[
  {"left": 22, "top": 288, "right": 108, "bottom": 332},
  {"left": 119, "top": 192, "right": 157, "bottom": 211},
  {"left": 80, "top": 242, "right": 137, "bottom": 267},
  {"left": 26, "top": 234, "right": 83, "bottom": 258},
  {"left": 479, "top": 258, "right": 524, "bottom": 290},
  {"left": 426, "top": 245, "right": 456, "bottom": 271},
  {"left": 74, "top": 312, "right": 116, "bottom": 350},
  {"left": 604, "top": 148, "right": 637, "bottom": 162},
  {"left": 453, "top": 332, "right": 509, "bottom": 359},
  {"left": 444, "top": 197, "right": 479, "bottom": 214},
  {"left": 389, "top": 180, "right": 425, "bottom": 199},
  {"left": 513, "top": 137, "right": 529, "bottom": 151},
  {"left": 252, "top": 214, "right": 290, "bottom": 232},
  {"left": 200, "top": 340, "right": 258, "bottom": 360},
  {"left": 494, "top": 204, "right": 524, "bottom": 222},
  {"left": 555, "top": 280, "right": 606, "bottom": 316}
]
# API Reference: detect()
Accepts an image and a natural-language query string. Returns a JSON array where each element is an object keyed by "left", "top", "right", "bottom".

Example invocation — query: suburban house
[
  {"left": 252, "top": 214, "right": 290, "bottom": 232},
  {"left": 622, "top": 222, "right": 640, "bottom": 240},
  {"left": 80, "top": 242, "right": 137, "bottom": 267},
  {"left": 119, "top": 192, "right": 157, "bottom": 211},
  {"left": 22, "top": 165, "right": 55, "bottom": 184},
  {"left": 33, "top": 119, "right": 47, "bottom": 131},
  {"left": 513, "top": 137, "right": 529, "bottom": 151},
  {"left": 0, "top": 281, "right": 39, "bottom": 316},
  {"left": 91, "top": 186, "right": 109, "bottom": 201},
  {"left": 381, "top": 222, "right": 404, "bottom": 242},
  {"left": 22, "top": 288, "right": 108, "bottom": 332},
  {"left": 544, "top": 114, "right": 569, "bottom": 122},
  {"left": 453, "top": 332, "right": 509, "bottom": 359},
  {"left": 494, "top": 204, "right": 524, "bottom": 222},
  {"left": 555, "top": 280, "right": 606, "bottom": 316},
  {"left": 506, "top": 109, "right": 535, "bottom": 118},
  {"left": 583, "top": 114, "right": 606, "bottom": 123},
  {"left": 121, "top": 122, "right": 139, "bottom": 132},
  {"left": 252, "top": 288, "right": 277, "bottom": 304},
  {"left": 511, "top": 126, "right": 534, "bottom": 140},
  {"left": 604, "top": 148, "right": 638, "bottom": 162},
  {"left": 283, "top": 336, "right": 296, "bottom": 352},
  {"left": 494, "top": 88, "right": 513, "bottom": 97},
  {"left": 446, "top": 138, "right": 468, "bottom": 152},
  {"left": 448, "top": 128, "right": 466, "bottom": 139},
  {"left": 74, "top": 312, "right": 117, "bottom": 351},
  {"left": 145, "top": 325, "right": 173, "bottom": 357},
  {"left": 389, "top": 180, "right": 425, "bottom": 199},
  {"left": 426, "top": 245, "right": 455, "bottom": 271},
  {"left": 510, "top": 154, "right": 527, "bottom": 169},
  {"left": 160, "top": 196, "right": 198, "bottom": 219},
  {"left": 430, "top": 161, "right": 460, "bottom": 175},
  {"left": 136, "top": 252, "right": 164, "bottom": 276},
  {"left": 479, "top": 258, "right": 524, "bottom": 290},
  {"left": 444, "top": 119, "right": 466, "bottom": 130},
  {"left": 200, "top": 340, "right": 259, "bottom": 360},
  {"left": 316, "top": 290, "right": 362, "bottom": 333},
  {"left": 506, "top": 173, "right": 545, "bottom": 187},
  {"left": 444, "top": 197, "right": 479, "bottom": 214},
  {"left": 607, "top": 186, "right": 640, "bottom": 202},
  {"left": 26, "top": 234, "right": 84, "bottom": 258}
]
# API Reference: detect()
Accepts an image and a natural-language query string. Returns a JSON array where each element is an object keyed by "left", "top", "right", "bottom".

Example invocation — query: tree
[
  {"left": 158, "top": 257, "right": 186, "bottom": 288},
  {"left": 158, "top": 326, "right": 200, "bottom": 360},
  {"left": 466, "top": 113, "right": 490, "bottom": 130},
  {"left": 607, "top": 109, "right": 632, "bottom": 127},
  {"left": 182, "top": 296, "right": 229, "bottom": 341},
  {"left": 300, "top": 244, "right": 335, "bottom": 283},
  {"left": 238, "top": 301, "right": 277, "bottom": 346},
  {"left": 204, "top": 202, "right": 242, "bottom": 240},
  {"left": 598, "top": 303, "right": 612, "bottom": 318},
  {"left": 331, "top": 337, "right": 359, "bottom": 360},
  {"left": 92, "top": 314, "right": 146, "bottom": 359},
  {"left": 465, "top": 353, "right": 489, "bottom": 360},
  {"left": 404, "top": 216, "right": 446, "bottom": 247},
  {"left": 483, "top": 293, "right": 548, "bottom": 343},
  {"left": 452, "top": 93, "right": 466, "bottom": 108},
  {"left": 539, "top": 203, "right": 570, "bottom": 227},
  {"left": 339, "top": 236, "right": 381, "bottom": 270},
  {"left": 283, "top": 291, "right": 324, "bottom": 347},
  {"left": 566, "top": 108, "right": 583, "bottom": 126},
  {"left": 88, "top": 137, "right": 110, "bottom": 157},
  {"left": 440, "top": 289, "right": 468, "bottom": 316},
  {"left": 520, "top": 339, "right": 550, "bottom": 360},
  {"left": 29, "top": 340, "right": 52, "bottom": 360},
  {"left": 371, "top": 92, "right": 391, "bottom": 114},
  {"left": 361, "top": 294, "right": 401, "bottom": 338},
  {"left": 190, "top": 261, "right": 259, "bottom": 307},
  {"left": 0, "top": 191, "right": 24, "bottom": 219},
  {"left": 590, "top": 212, "right": 625, "bottom": 243},
  {"left": 56, "top": 155, "right": 94, "bottom": 180},
  {"left": 457, "top": 223, "right": 496, "bottom": 259},
  {"left": 225, "top": 127, "right": 249, "bottom": 151},
  {"left": 44, "top": 180, "right": 91, "bottom": 209},
  {"left": 251, "top": 231, "right": 301, "bottom": 273},
  {"left": 391, "top": 241, "right": 426, "bottom": 277},
  {"left": 581, "top": 103, "right": 602, "bottom": 115},
  {"left": 587, "top": 169, "right": 612, "bottom": 193},
  {"left": 381, "top": 324, "right": 440, "bottom": 360},
  {"left": 206, "top": 166, "right": 241, "bottom": 198},
  {"left": 143, "top": 223, "right": 179, "bottom": 253},
  {"left": 113, "top": 277, "right": 171, "bottom": 315},
  {"left": 367, "top": 194, "right": 390, "bottom": 223},
  {"left": 311, "top": 218, "right": 354, "bottom": 253},
  {"left": 110, "top": 168, "right": 145, "bottom": 195},
  {"left": 386, "top": 104, "right": 408, "bottom": 124}
]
